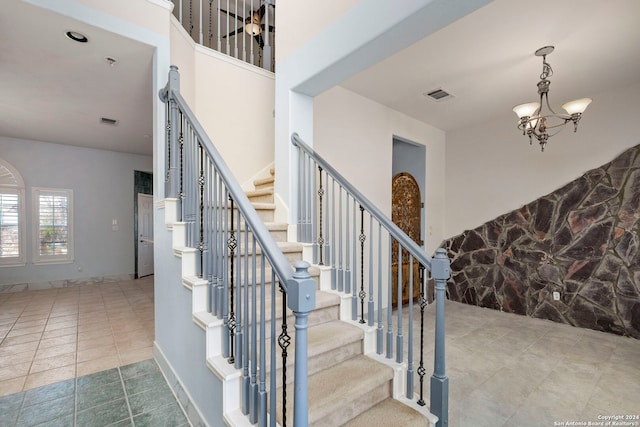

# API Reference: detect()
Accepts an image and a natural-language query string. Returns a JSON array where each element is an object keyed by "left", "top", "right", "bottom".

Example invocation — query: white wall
[
  {"left": 0, "top": 136, "right": 152, "bottom": 285},
  {"left": 445, "top": 80, "right": 640, "bottom": 238},
  {"left": 168, "top": 19, "right": 276, "bottom": 187},
  {"left": 314, "top": 86, "right": 446, "bottom": 254},
  {"left": 193, "top": 48, "right": 275, "bottom": 187}
]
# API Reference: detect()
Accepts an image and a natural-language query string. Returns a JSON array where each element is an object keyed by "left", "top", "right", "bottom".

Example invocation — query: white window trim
[
  {"left": 32, "top": 187, "right": 74, "bottom": 265},
  {"left": 0, "top": 159, "right": 26, "bottom": 267}
]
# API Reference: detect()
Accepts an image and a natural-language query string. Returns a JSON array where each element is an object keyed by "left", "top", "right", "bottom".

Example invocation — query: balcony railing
[{"left": 169, "top": 0, "right": 275, "bottom": 72}]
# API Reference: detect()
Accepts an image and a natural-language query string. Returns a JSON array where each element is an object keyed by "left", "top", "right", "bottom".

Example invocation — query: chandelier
[{"left": 512, "top": 46, "right": 592, "bottom": 151}]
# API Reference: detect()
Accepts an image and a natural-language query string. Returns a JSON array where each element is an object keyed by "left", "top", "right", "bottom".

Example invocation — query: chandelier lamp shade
[{"left": 512, "top": 46, "right": 592, "bottom": 151}]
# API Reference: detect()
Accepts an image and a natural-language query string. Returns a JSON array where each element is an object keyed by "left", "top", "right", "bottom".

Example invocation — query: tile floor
[
  {"left": 416, "top": 301, "right": 640, "bottom": 427},
  {"left": 0, "top": 277, "right": 154, "bottom": 397},
  {"left": 1, "top": 276, "right": 639, "bottom": 427},
  {"left": 0, "top": 359, "right": 188, "bottom": 427}
]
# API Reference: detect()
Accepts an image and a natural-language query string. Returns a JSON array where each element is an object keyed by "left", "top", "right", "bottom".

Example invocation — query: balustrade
[{"left": 292, "top": 133, "right": 450, "bottom": 425}]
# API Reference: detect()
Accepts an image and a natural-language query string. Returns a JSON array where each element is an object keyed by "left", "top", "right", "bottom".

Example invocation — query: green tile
[
  {"left": 16, "top": 395, "right": 74, "bottom": 427},
  {"left": 77, "top": 379, "right": 126, "bottom": 411},
  {"left": 77, "top": 368, "right": 121, "bottom": 392},
  {"left": 119, "top": 359, "right": 158, "bottom": 380},
  {"left": 132, "top": 402, "right": 188, "bottom": 427},
  {"left": 76, "top": 397, "right": 130, "bottom": 427},
  {"left": 105, "top": 419, "right": 133, "bottom": 427},
  {"left": 128, "top": 386, "right": 176, "bottom": 416},
  {"left": 0, "top": 391, "right": 24, "bottom": 426},
  {"left": 123, "top": 372, "right": 169, "bottom": 396},
  {"left": 23, "top": 379, "right": 74, "bottom": 407},
  {"left": 34, "top": 414, "right": 73, "bottom": 427}
]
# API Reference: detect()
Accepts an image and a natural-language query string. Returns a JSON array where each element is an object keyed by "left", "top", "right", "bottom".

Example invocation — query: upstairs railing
[
  {"left": 169, "top": 0, "right": 275, "bottom": 72},
  {"left": 292, "top": 133, "right": 451, "bottom": 427},
  {"left": 160, "top": 66, "right": 312, "bottom": 427}
]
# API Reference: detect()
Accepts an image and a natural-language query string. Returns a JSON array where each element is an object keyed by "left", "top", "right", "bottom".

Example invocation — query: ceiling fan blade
[
  {"left": 257, "top": 4, "right": 266, "bottom": 20},
  {"left": 223, "top": 27, "right": 245, "bottom": 39},
  {"left": 254, "top": 33, "right": 265, "bottom": 49},
  {"left": 260, "top": 24, "right": 275, "bottom": 33},
  {"left": 219, "top": 8, "right": 245, "bottom": 22}
]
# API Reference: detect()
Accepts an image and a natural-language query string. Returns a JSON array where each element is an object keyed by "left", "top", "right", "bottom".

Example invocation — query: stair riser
[
  {"left": 254, "top": 179, "right": 274, "bottom": 191},
  {"left": 266, "top": 340, "right": 362, "bottom": 389},
  {"left": 248, "top": 193, "right": 274, "bottom": 204},
  {"left": 312, "top": 381, "right": 392, "bottom": 427},
  {"left": 233, "top": 303, "right": 340, "bottom": 343}
]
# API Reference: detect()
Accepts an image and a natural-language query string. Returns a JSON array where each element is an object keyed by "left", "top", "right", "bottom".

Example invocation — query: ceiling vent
[
  {"left": 423, "top": 88, "right": 454, "bottom": 102},
  {"left": 100, "top": 117, "right": 119, "bottom": 126}
]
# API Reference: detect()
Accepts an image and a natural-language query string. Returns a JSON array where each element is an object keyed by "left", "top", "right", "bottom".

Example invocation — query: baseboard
[{"left": 154, "top": 342, "right": 208, "bottom": 427}]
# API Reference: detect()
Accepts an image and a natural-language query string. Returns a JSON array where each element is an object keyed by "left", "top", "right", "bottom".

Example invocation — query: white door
[{"left": 137, "top": 193, "right": 154, "bottom": 277}]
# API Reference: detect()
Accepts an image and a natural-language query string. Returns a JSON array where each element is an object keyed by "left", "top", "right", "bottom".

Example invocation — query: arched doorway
[{"left": 391, "top": 172, "right": 422, "bottom": 307}]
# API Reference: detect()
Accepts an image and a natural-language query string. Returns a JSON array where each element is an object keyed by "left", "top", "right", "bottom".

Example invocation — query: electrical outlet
[{"left": 553, "top": 291, "right": 560, "bottom": 301}]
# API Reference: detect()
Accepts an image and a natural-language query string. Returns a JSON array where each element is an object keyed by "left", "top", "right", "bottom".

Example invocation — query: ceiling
[
  {"left": 0, "top": 0, "right": 154, "bottom": 155},
  {"left": 341, "top": 0, "right": 640, "bottom": 132},
  {"left": 1, "top": 0, "right": 639, "bottom": 157}
]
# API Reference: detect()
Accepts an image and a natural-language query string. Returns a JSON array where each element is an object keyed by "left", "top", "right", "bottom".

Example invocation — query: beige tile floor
[
  {"left": 1, "top": 276, "right": 638, "bottom": 427},
  {"left": 0, "top": 277, "right": 154, "bottom": 398}
]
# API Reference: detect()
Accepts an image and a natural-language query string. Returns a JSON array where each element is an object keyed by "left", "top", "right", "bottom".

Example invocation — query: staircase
[{"left": 164, "top": 167, "right": 434, "bottom": 426}]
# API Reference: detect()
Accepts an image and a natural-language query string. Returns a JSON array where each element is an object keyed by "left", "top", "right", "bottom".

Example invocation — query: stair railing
[
  {"left": 292, "top": 133, "right": 450, "bottom": 427},
  {"left": 168, "top": 0, "right": 274, "bottom": 72},
  {"left": 160, "top": 66, "right": 314, "bottom": 427}
]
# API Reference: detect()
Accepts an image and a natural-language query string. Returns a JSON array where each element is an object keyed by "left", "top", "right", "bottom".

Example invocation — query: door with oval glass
[{"left": 391, "top": 172, "right": 422, "bottom": 307}]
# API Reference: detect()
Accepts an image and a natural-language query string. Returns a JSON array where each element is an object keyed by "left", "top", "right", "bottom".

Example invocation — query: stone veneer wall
[{"left": 441, "top": 144, "right": 640, "bottom": 339}]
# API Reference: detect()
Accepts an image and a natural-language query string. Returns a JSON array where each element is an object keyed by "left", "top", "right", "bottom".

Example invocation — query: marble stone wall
[{"left": 441, "top": 144, "right": 640, "bottom": 338}]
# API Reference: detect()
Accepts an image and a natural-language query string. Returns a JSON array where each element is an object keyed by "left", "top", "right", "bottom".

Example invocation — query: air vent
[
  {"left": 423, "top": 88, "right": 454, "bottom": 102},
  {"left": 100, "top": 117, "right": 119, "bottom": 126}
]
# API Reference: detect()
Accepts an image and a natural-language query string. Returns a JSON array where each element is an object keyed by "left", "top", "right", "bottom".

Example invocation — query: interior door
[
  {"left": 137, "top": 193, "right": 154, "bottom": 278},
  {"left": 391, "top": 172, "right": 422, "bottom": 307}
]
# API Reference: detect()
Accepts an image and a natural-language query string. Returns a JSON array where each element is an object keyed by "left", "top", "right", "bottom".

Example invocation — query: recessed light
[{"left": 65, "top": 31, "right": 88, "bottom": 43}]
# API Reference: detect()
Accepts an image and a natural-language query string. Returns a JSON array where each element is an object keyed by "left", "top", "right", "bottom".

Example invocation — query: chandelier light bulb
[
  {"left": 512, "top": 102, "right": 540, "bottom": 119},
  {"left": 562, "top": 98, "right": 592, "bottom": 115}
]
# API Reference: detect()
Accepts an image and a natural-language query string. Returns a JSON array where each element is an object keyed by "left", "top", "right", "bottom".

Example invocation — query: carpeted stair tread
[
  {"left": 277, "top": 355, "right": 394, "bottom": 426},
  {"left": 343, "top": 398, "right": 431, "bottom": 427}
]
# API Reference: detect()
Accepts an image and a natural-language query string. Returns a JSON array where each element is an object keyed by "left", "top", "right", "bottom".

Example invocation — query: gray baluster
[
  {"left": 258, "top": 258, "right": 267, "bottom": 427},
  {"left": 386, "top": 237, "right": 393, "bottom": 359},
  {"left": 337, "top": 184, "right": 344, "bottom": 292},
  {"left": 377, "top": 223, "right": 383, "bottom": 354},
  {"left": 407, "top": 254, "right": 414, "bottom": 399},
  {"left": 345, "top": 196, "right": 350, "bottom": 294},
  {"left": 269, "top": 272, "right": 276, "bottom": 427},
  {"left": 330, "top": 178, "right": 336, "bottom": 288},
  {"left": 222, "top": 190, "right": 230, "bottom": 359},
  {"left": 241, "top": 220, "right": 250, "bottom": 415},
  {"left": 396, "top": 246, "right": 403, "bottom": 364},
  {"left": 250, "top": 235, "right": 258, "bottom": 423}
]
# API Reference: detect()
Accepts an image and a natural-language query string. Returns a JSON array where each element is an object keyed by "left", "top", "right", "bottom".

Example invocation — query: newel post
[
  {"left": 430, "top": 248, "right": 450, "bottom": 427},
  {"left": 287, "top": 261, "right": 316, "bottom": 427}
]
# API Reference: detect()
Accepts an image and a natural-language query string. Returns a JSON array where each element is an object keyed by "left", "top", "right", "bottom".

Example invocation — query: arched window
[{"left": 0, "top": 159, "right": 26, "bottom": 266}]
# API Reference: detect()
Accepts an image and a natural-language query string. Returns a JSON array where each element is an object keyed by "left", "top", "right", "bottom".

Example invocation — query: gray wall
[
  {"left": 392, "top": 136, "right": 426, "bottom": 245},
  {"left": 0, "top": 136, "right": 152, "bottom": 285}
]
